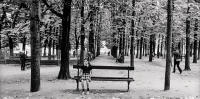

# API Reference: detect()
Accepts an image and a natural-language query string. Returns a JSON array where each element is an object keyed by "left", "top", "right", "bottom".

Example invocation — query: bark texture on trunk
[
  {"left": 79, "top": 0, "right": 85, "bottom": 65},
  {"left": 139, "top": 32, "right": 143, "bottom": 59},
  {"left": 30, "top": 0, "right": 40, "bottom": 92},
  {"left": 22, "top": 36, "right": 26, "bottom": 52},
  {"left": 48, "top": 38, "right": 52, "bottom": 60},
  {"left": 0, "top": 7, "right": 6, "bottom": 50},
  {"left": 89, "top": 4, "right": 95, "bottom": 58},
  {"left": 58, "top": 0, "right": 72, "bottom": 79},
  {"left": 149, "top": 34, "right": 154, "bottom": 62},
  {"left": 164, "top": 0, "right": 172, "bottom": 91},
  {"left": 193, "top": 19, "right": 198, "bottom": 63},
  {"left": 198, "top": 40, "right": 200, "bottom": 60},
  {"left": 8, "top": 36, "right": 14, "bottom": 57},
  {"left": 185, "top": 6, "right": 191, "bottom": 71}
]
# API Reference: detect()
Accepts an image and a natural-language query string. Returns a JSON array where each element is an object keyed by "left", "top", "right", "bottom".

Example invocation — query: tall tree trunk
[
  {"left": 48, "top": 38, "right": 52, "bottom": 60},
  {"left": 153, "top": 35, "right": 156, "bottom": 56},
  {"left": 74, "top": 11, "right": 79, "bottom": 58},
  {"left": 0, "top": 24, "right": 1, "bottom": 50},
  {"left": 157, "top": 34, "right": 160, "bottom": 58},
  {"left": 58, "top": 0, "right": 72, "bottom": 79},
  {"left": 181, "top": 38, "right": 184, "bottom": 60},
  {"left": 89, "top": 5, "right": 95, "bottom": 58},
  {"left": 139, "top": 33, "right": 143, "bottom": 59},
  {"left": 178, "top": 42, "right": 181, "bottom": 52},
  {"left": 0, "top": 7, "right": 6, "bottom": 58},
  {"left": 30, "top": 0, "right": 40, "bottom": 92},
  {"left": 127, "top": 39, "right": 130, "bottom": 56},
  {"left": 136, "top": 32, "right": 139, "bottom": 58},
  {"left": 161, "top": 35, "right": 164, "bottom": 56},
  {"left": 48, "top": 25, "right": 53, "bottom": 60},
  {"left": 43, "top": 39, "right": 47, "bottom": 56},
  {"left": 118, "top": 27, "right": 125, "bottom": 63},
  {"left": 164, "top": 0, "right": 172, "bottom": 91},
  {"left": 143, "top": 39, "right": 145, "bottom": 56},
  {"left": 111, "top": 46, "right": 118, "bottom": 58},
  {"left": 145, "top": 40, "right": 148, "bottom": 56},
  {"left": 74, "top": 18, "right": 79, "bottom": 58},
  {"left": 0, "top": 11, "right": 3, "bottom": 50},
  {"left": 57, "top": 26, "right": 62, "bottom": 60},
  {"left": 185, "top": 4, "right": 191, "bottom": 71},
  {"left": 96, "top": 34, "right": 101, "bottom": 56},
  {"left": 111, "top": 7, "right": 117, "bottom": 58},
  {"left": 79, "top": 0, "right": 85, "bottom": 65},
  {"left": 8, "top": 36, "right": 14, "bottom": 57},
  {"left": 43, "top": 24, "right": 48, "bottom": 56},
  {"left": 163, "top": 39, "right": 167, "bottom": 58},
  {"left": 95, "top": 36, "right": 97, "bottom": 56},
  {"left": 122, "top": 25, "right": 125, "bottom": 62},
  {"left": 124, "top": 37, "right": 127, "bottom": 56},
  {"left": 193, "top": 19, "right": 198, "bottom": 63},
  {"left": 198, "top": 40, "right": 200, "bottom": 60},
  {"left": 190, "top": 43, "right": 193, "bottom": 57},
  {"left": 119, "top": 30, "right": 122, "bottom": 57},
  {"left": 22, "top": 36, "right": 26, "bottom": 52},
  {"left": 52, "top": 40, "right": 55, "bottom": 59},
  {"left": 172, "top": 34, "right": 175, "bottom": 53},
  {"left": 96, "top": 0, "right": 101, "bottom": 57},
  {"left": 0, "top": 24, "right": 2, "bottom": 59},
  {"left": 130, "top": 4, "right": 135, "bottom": 67},
  {"left": 117, "top": 14, "right": 125, "bottom": 63},
  {"left": 149, "top": 34, "right": 154, "bottom": 62}
]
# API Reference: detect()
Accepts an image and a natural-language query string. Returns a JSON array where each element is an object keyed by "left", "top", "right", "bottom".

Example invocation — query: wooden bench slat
[
  {"left": 73, "top": 65, "right": 134, "bottom": 70},
  {"left": 92, "top": 77, "right": 134, "bottom": 81},
  {"left": 74, "top": 76, "right": 134, "bottom": 81}
]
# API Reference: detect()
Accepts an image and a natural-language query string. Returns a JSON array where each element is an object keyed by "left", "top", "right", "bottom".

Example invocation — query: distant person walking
[
  {"left": 73, "top": 50, "right": 76, "bottom": 57},
  {"left": 20, "top": 52, "right": 26, "bottom": 71},
  {"left": 173, "top": 50, "right": 182, "bottom": 74}
]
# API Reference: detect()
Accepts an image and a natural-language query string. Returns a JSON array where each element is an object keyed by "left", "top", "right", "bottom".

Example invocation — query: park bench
[
  {"left": 10, "top": 55, "right": 31, "bottom": 66},
  {"left": 73, "top": 65, "right": 134, "bottom": 91}
]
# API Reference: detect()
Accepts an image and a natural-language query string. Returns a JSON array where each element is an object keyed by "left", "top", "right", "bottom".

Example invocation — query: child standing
[{"left": 80, "top": 59, "right": 92, "bottom": 95}]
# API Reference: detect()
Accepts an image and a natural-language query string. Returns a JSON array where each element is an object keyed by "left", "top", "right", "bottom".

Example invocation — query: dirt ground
[{"left": 0, "top": 55, "right": 200, "bottom": 99}]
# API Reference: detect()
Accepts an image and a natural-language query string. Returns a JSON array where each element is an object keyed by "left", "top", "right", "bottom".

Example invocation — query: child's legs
[
  {"left": 81, "top": 80, "right": 85, "bottom": 91},
  {"left": 86, "top": 79, "right": 90, "bottom": 91}
]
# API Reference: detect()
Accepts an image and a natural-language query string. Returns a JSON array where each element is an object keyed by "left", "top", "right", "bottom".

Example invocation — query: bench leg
[
  {"left": 76, "top": 79, "right": 79, "bottom": 91},
  {"left": 127, "top": 81, "right": 130, "bottom": 91}
]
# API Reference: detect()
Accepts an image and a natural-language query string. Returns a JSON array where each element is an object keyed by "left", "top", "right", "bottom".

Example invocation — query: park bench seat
[
  {"left": 73, "top": 65, "right": 134, "bottom": 91},
  {"left": 74, "top": 76, "right": 134, "bottom": 81}
]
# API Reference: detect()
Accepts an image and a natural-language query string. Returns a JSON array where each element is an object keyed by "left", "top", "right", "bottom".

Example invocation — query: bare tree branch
[
  {"left": 0, "top": 7, "right": 7, "bottom": 22},
  {"left": 83, "top": 11, "right": 92, "bottom": 24},
  {"left": 41, "top": 0, "right": 63, "bottom": 18}
]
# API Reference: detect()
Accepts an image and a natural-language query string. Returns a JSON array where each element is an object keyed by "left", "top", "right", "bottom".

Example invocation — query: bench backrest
[{"left": 73, "top": 65, "right": 134, "bottom": 70}]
